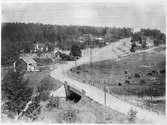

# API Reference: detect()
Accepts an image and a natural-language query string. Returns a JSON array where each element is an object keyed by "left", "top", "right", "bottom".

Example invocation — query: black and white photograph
[{"left": 1, "top": 0, "right": 166, "bottom": 123}]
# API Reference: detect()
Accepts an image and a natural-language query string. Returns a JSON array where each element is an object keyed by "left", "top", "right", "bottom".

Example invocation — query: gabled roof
[
  {"left": 20, "top": 57, "right": 37, "bottom": 64},
  {"left": 50, "top": 85, "right": 66, "bottom": 98}
]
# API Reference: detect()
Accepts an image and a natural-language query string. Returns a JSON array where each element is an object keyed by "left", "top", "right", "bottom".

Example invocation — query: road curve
[{"left": 50, "top": 38, "right": 165, "bottom": 123}]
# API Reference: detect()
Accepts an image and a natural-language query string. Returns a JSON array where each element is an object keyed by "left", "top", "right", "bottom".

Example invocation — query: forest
[
  {"left": 1, "top": 23, "right": 165, "bottom": 66},
  {"left": 1, "top": 23, "right": 132, "bottom": 66}
]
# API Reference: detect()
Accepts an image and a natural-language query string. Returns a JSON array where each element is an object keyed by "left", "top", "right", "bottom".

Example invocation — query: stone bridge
[{"left": 64, "top": 81, "right": 86, "bottom": 102}]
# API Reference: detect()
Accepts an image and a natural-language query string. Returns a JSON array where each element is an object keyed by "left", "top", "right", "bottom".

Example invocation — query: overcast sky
[{"left": 2, "top": 2, "right": 166, "bottom": 32}]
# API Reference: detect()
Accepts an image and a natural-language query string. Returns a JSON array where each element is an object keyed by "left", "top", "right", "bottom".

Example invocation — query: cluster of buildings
[{"left": 14, "top": 34, "right": 109, "bottom": 72}]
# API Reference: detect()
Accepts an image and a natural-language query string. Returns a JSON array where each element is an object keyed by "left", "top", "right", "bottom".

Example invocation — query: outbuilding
[{"left": 14, "top": 56, "right": 38, "bottom": 72}]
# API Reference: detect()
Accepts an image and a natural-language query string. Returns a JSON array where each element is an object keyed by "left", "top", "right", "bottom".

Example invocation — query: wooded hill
[
  {"left": 2, "top": 23, "right": 132, "bottom": 66},
  {"left": 2, "top": 23, "right": 165, "bottom": 66}
]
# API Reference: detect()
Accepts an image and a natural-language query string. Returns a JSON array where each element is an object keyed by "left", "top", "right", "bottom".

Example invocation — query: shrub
[
  {"left": 63, "top": 109, "right": 78, "bottom": 123},
  {"left": 134, "top": 73, "right": 140, "bottom": 78},
  {"left": 118, "top": 82, "right": 122, "bottom": 86},
  {"left": 147, "top": 72, "right": 152, "bottom": 76},
  {"left": 127, "top": 76, "right": 132, "bottom": 79},
  {"left": 152, "top": 70, "right": 156, "bottom": 73},
  {"left": 139, "top": 79, "right": 145, "bottom": 85},
  {"left": 46, "top": 96, "right": 60, "bottom": 110},
  {"left": 124, "top": 70, "right": 128, "bottom": 74},
  {"left": 24, "top": 96, "right": 41, "bottom": 121},
  {"left": 76, "top": 66, "right": 81, "bottom": 70},
  {"left": 128, "top": 108, "right": 137, "bottom": 123},
  {"left": 159, "top": 69, "right": 165, "bottom": 74},
  {"left": 125, "top": 80, "right": 130, "bottom": 84}
]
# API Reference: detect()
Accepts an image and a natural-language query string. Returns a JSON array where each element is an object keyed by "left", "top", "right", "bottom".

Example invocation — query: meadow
[{"left": 69, "top": 46, "right": 165, "bottom": 114}]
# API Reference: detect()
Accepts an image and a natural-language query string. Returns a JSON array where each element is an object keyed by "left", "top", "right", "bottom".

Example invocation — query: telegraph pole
[{"left": 104, "top": 80, "right": 107, "bottom": 106}]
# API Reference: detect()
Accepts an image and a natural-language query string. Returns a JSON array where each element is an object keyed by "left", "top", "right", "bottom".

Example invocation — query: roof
[
  {"left": 20, "top": 56, "right": 37, "bottom": 64},
  {"left": 50, "top": 85, "right": 66, "bottom": 98}
]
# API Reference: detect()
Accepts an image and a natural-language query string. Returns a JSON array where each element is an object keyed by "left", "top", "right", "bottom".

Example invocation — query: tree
[
  {"left": 130, "top": 42, "right": 137, "bottom": 52},
  {"left": 37, "top": 50, "right": 42, "bottom": 57},
  {"left": 70, "top": 45, "right": 81, "bottom": 58},
  {"left": 131, "top": 33, "right": 142, "bottom": 43},
  {"left": 141, "top": 39, "right": 147, "bottom": 49},
  {"left": 2, "top": 70, "right": 33, "bottom": 117},
  {"left": 154, "top": 39, "right": 159, "bottom": 46}
]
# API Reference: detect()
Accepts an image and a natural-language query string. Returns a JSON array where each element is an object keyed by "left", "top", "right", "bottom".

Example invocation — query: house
[
  {"left": 14, "top": 56, "right": 38, "bottom": 72},
  {"left": 34, "top": 42, "right": 46, "bottom": 52},
  {"left": 53, "top": 47, "right": 62, "bottom": 54},
  {"left": 55, "top": 51, "right": 62, "bottom": 59}
]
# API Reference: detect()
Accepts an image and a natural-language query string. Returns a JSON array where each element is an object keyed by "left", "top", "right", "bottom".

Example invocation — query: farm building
[{"left": 14, "top": 56, "right": 38, "bottom": 72}]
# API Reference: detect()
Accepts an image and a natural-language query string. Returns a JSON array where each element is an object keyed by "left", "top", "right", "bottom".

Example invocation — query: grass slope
[{"left": 69, "top": 46, "right": 165, "bottom": 114}]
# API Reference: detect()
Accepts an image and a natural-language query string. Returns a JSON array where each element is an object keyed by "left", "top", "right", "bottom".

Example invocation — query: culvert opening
[{"left": 67, "top": 90, "right": 81, "bottom": 103}]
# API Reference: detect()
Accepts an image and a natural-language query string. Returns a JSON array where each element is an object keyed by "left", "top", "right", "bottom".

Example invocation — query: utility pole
[
  {"left": 89, "top": 34, "right": 93, "bottom": 67},
  {"left": 104, "top": 80, "right": 107, "bottom": 106},
  {"left": 104, "top": 80, "right": 108, "bottom": 121}
]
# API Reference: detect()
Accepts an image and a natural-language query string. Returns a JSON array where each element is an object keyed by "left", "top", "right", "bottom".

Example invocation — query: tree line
[
  {"left": 2, "top": 23, "right": 166, "bottom": 66},
  {"left": 2, "top": 22, "right": 133, "bottom": 66},
  {"left": 130, "top": 29, "right": 165, "bottom": 52}
]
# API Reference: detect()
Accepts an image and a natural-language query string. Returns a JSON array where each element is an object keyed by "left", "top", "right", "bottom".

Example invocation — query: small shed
[{"left": 14, "top": 57, "right": 38, "bottom": 72}]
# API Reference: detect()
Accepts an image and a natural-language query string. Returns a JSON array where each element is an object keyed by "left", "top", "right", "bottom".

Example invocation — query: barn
[{"left": 14, "top": 57, "right": 38, "bottom": 72}]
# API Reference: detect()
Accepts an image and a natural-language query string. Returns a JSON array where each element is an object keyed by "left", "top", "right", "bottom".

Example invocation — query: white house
[{"left": 14, "top": 56, "right": 38, "bottom": 72}]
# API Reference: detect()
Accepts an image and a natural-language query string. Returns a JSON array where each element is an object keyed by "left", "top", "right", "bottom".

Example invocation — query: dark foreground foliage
[{"left": 2, "top": 70, "right": 33, "bottom": 116}]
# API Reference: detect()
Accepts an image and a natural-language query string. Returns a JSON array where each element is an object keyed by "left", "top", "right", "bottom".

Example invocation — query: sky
[{"left": 2, "top": 2, "right": 166, "bottom": 32}]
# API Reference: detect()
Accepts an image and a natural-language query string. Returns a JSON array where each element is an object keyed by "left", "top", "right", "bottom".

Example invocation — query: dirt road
[{"left": 50, "top": 38, "right": 165, "bottom": 123}]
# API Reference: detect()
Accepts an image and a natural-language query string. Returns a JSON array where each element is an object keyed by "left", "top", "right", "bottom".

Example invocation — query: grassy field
[{"left": 69, "top": 46, "right": 165, "bottom": 114}]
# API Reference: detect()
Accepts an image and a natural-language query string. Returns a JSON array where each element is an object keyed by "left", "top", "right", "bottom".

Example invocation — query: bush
[
  {"left": 124, "top": 70, "right": 128, "bottom": 74},
  {"left": 159, "top": 69, "right": 165, "bottom": 74},
  {"left": 152, "top": 70, "right": 156, "bottom": 74},
  {"left": 24, "top": 96, "right": 41, "bottom": 121},
  {"left": 128, "top": 108, "right": 137, "bottom": 123},
  {"left": 125, "top": 80, "right": 130, "bottom": 84},
  {"left": 76, "top": 66, "right": 81, "bottom": 70},
  {"left": 147, "top": 72, "right": 152, "bottom": 76},
  {"left": 46, "top": 96, "right": 60, "bottom": 110},
  {"left": 127, "top": 76, "right": 132, "bottom": 79},
  {"left": 139, "top": 79, "right": 145, "bottom": 85},
  {"left": 63, "top": 109, "right": 78, "bottom": 123},
  {"left": 134, "top": 73, "right": 140, "bottom": 78},
  {"left": 118, "top": 82, "right": 122, "bottom": 86}
]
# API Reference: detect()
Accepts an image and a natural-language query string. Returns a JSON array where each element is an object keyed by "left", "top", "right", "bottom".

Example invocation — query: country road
[{"left": 50, "top": 38, "right": 165, "bottom": 123}]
